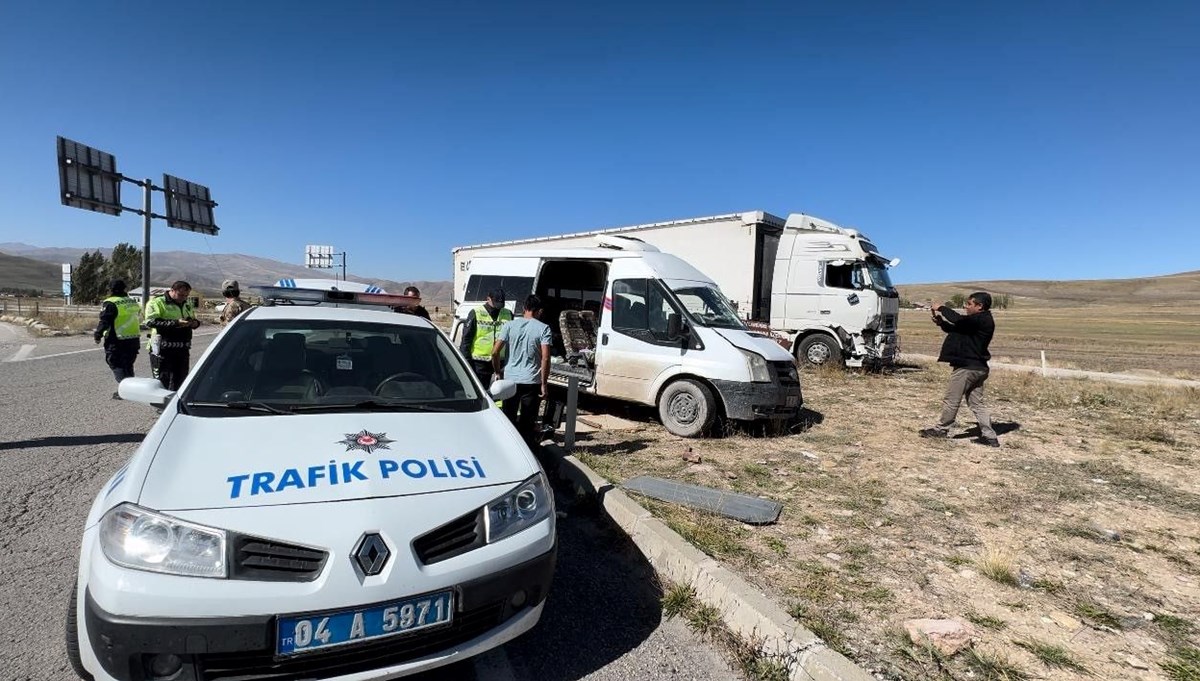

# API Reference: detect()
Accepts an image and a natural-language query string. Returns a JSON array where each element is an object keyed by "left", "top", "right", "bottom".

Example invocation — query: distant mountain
[
  {"left": 898, "top": 270, "right": 1200, "bottom": 308},
  {"left": 0, "top": 252, "right": 60, "bottom": 293},
  {"left": 0, "top": 243, "right": 454, "bottom": 308}
]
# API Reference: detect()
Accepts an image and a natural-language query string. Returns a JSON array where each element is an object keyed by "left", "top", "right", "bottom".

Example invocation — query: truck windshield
[
  {"left": 672, "top": 286, "right": 746, "bottom": 329},
  {"left": 864, "top": 260, "right": 895, "bottom": 292}
]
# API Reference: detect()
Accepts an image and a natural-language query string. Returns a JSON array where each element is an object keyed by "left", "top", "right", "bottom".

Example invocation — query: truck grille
[
  {"left": 198, "top": 600, "right": 507, "bottom": 680},
  {"left": 230, "top": 536, "right": 328, "bottom": 582},
  {"left": 413, "top": 509, "right": 486, "bottom": 565},
  {"left": 883, "top": 314, "right": 897, "bottom": 331}
]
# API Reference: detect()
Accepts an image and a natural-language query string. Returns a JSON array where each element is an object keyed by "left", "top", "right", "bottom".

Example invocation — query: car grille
[
  {"left": 230, "top": 536, "right": 328, "bottom": 582},
  {"left": 198, "top": 600, "right": 507, "bottom": 681},
  {"left": 413, "top": 509, "right": 486, "bottom": 565}
]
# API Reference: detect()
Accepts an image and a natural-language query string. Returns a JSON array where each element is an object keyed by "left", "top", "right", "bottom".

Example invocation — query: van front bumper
[{"left": 712, "top": 362, "right": 802, "bottom": 421}]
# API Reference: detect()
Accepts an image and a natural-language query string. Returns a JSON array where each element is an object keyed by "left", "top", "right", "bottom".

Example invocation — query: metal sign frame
[{"left": 57, "top": 136, "right": 122, "bottom": 216}]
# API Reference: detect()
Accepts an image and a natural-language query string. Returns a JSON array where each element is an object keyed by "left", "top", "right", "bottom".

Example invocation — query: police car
[{"left": 68, "top": 285, "right": 556, "bottom": 681}]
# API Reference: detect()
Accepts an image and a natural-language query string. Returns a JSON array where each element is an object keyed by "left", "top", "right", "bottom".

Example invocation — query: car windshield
[
  {"left": 864, "top": 259, "right": 895, "bottom": 292},
  {"left": 671, "top": 286, "right": 746, "bottom": 329},
  {"left": 182, "top": 319, "right": 486, "bottom": 416}
]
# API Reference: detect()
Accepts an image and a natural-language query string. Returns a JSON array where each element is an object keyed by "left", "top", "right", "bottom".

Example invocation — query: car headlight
[
  {"left": 485, "top": 473, "right": 553, "bottom": 544},
  {"left": 740, "top": 349, "right": 771, "bottom": 383},
  {"left": 99, "top": 503, "right": 227, "bottom": 578}
]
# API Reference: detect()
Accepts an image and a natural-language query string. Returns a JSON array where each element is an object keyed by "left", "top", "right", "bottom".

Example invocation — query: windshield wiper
[
  {"left": 186, "top": 401, "right": 295, "bottom": 415},
  {"left": 292, "top": 400, "right": 457, "bottom": 413}
]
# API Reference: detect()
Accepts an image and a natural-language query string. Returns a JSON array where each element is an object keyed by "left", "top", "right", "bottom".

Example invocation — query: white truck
[{"left": 452, "top": 211, "right": 900, "bottom": 368}]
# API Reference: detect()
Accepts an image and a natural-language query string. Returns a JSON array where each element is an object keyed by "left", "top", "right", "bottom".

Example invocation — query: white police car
[{"left": 68, "top": 286, "right": 556, "bottom": 681}]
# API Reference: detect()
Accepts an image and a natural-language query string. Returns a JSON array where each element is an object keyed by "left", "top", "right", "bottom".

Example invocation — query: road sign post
[{"left": 55, "top": 136, "right": 220, "bottom": 313}]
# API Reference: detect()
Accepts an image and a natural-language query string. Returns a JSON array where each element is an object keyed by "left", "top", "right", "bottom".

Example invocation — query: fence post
[{"left": 1041, "top": 350, "right": 1047, "bottom": 377}]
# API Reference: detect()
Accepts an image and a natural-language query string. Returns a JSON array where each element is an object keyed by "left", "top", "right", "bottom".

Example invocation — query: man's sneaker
[
  {"left": 973, "top": 437, "right": 1000, "bottom": 447},
  {"left": 919, "top": 428, "right": 948, "bottom": 439}
]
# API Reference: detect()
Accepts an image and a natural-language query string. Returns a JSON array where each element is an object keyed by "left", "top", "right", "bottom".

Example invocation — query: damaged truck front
[{"left": 770, "top": 214, "right": 901, "bottom": 368}]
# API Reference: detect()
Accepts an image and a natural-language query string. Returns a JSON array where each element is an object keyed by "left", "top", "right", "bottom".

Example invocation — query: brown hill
[
  {"left": 0, "top": 252, "right": 61, "bottom": 294},
  {"left": 0, "top": 243, "right": 454, "bottom": 307},
  {"left": 898, "top": 271, "right": 1200, "bottom": 308}
]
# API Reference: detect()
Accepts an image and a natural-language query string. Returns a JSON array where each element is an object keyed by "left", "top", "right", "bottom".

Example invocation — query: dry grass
[{"left": 571, "top": 358, "right": 1200, "bottom": 680}]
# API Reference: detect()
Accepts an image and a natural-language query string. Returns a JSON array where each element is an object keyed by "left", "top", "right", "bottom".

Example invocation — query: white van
[{"left": 451, "top": 238, "right": 802, "bottom": 437}]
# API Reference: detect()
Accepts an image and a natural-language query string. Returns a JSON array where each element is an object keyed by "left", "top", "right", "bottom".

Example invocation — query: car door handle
[{"left": 602, "top": 333, "right": 609, "bottom": 345}]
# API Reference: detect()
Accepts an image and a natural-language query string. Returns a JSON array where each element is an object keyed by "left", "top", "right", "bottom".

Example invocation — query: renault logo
[{"left": 352, "top": 533, "right": 391, "bottom": 576}]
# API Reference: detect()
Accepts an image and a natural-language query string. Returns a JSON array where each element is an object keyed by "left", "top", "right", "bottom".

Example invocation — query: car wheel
[
  {"left": 797, "top": 334, "right": 840, "bottom": 368},
  {"left": 65, "top": 583, "right": 93, "bottom": 680},
  {"left": 658, "top": 379, "right": 716, "bottom": 438}
]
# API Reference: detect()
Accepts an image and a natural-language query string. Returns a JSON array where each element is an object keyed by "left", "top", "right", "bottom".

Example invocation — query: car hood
[
  {"left": 713, "top": 328, "right": 795, "bottom": 362},
  {"left": 138, "top": 410, "right": 533, "bottom": 511}
]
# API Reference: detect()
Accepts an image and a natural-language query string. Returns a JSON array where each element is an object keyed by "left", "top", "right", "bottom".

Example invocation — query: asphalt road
[{"left": 0, "top": 323, "right": 735, "bottom": 681}]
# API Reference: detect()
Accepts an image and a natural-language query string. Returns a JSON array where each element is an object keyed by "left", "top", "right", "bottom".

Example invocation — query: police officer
[
  {"left": 219, "top": 279, "right": 250, "bottom": 325},
  {"left": 93, "top": 279, "right": 142, "bottom": 399},
  {"left": 458, "top": 289, "right": 512, "bottom": 387},
  {"left": 145, "top": 280, "right": 200, "bottom": 391}
]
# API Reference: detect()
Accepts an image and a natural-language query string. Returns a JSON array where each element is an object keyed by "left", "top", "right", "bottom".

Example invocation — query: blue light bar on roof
[{"left": 250, "top": 285, "right": 418, "bottom": 308}]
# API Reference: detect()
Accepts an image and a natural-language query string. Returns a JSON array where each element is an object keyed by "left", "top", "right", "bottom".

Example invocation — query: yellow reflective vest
[
  {"left": 102, "top": 295, "right": 141, "bottom": 340},
  {"left": 470, "top": 305, "right": 512, "bottom": 360}
]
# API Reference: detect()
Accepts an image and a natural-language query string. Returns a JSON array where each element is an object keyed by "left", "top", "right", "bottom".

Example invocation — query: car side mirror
[
  {"left": 489, "top": 379, "right": 518, "bottom": 402},
  {"left": 118, "top": 377, "right": 175, "bottom": 408},
  {"left": 667, "top": 312, "right": 683, "bottom": 339}
]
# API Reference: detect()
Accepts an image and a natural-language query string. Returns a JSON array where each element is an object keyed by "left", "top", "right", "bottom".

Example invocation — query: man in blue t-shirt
[{"left": 492, "top": 295, "right": 553, "bottom": 448}]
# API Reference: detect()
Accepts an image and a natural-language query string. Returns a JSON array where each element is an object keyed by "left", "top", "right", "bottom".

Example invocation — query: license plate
[{"left": 276, "top": 590, "right": 453, "bottom": 656}]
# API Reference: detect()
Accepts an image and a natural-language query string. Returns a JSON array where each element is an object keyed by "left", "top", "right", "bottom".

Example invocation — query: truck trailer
[{"left": 452, "top": 211, "right": 900, "bottom": 367}]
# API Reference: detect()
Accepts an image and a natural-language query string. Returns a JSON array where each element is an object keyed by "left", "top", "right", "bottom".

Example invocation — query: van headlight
[
  {"left": 739, "top": 349, "right": 771, "bottom": 383},
  {"left": 99, "top": 503, "right": 227, "bottom": 578},
  {"left": 485, "top": 473, "right": 553, "bottom": 544}
]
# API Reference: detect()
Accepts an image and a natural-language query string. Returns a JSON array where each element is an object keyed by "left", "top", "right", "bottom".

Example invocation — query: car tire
[
  {"left": 65, "top": 583, "right": 93, "bottom": 680},
  {"left": 658, "top": 379, "right": 716, "bottom": 438},
  {"left": 797, "top": 334, "right": 840, "bottom": 368}
]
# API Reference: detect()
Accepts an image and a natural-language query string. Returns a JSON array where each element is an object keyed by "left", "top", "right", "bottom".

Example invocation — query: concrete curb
[{"left": 541, "top": 443, "right": 875, "bottom": 681}]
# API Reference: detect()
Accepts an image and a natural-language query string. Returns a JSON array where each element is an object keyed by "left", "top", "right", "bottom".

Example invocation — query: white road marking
[
  {"left": 4, "top": 344, "right": 36, "bottom": 362},
  {"left": 15, "top": 346, "right": 99, "bottom": 362},
  {"left": 0, "top": 324, "right": 18, "bottom": 340},
  {"left": 472, "top": 648, "right": 517, "bottom": 681}
]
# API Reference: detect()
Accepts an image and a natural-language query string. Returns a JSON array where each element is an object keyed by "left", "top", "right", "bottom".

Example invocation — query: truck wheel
[
  {"left": 658, "top": 379, "right": 716, "bottom": 438},
  {"left": 65, "top": 584, "right": 93, "bottom": 680},
  {"left": 797, "top": 335, "right": 840, "bottom": 368}
]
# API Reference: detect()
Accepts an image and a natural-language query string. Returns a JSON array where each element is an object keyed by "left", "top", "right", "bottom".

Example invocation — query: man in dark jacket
[
  {"left": 396, "top": 286, "right": 431, "bottom": 320},
  {"left": 93, "top": 279, "right": 142, "bottom": 399},
  {"left": 920, "top": 291, "right": 999, "bottom": 446}
]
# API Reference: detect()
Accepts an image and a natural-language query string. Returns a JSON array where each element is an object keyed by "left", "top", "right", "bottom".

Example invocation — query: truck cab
[
  {"left": 771, "top": 214, "right": 901, "bottom": 368},
  {"left": 451, "top": 239, "right": 801, "bottom": 437}
]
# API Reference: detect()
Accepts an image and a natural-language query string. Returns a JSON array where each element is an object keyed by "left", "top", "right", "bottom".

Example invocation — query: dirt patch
[{"left": 572, "top": 361, "right": 1200, "bottom": 680}]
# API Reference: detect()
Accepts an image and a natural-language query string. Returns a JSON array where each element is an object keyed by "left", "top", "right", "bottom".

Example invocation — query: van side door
[{"left": 595, "top": 278, "right": 687, "bottom": 404}]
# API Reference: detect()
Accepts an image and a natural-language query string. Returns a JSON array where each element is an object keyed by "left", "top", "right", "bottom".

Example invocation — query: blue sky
[{"left": 1, "top": 1, "right": 1196, "bottom": 284}]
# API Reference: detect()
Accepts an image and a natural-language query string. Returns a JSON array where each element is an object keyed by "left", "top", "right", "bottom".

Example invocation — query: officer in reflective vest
[
  {"left": 145, "top": 280, "right": 200, "bottom": 391},
  {"left": 93, "top": 279, "right": 143, "bottom": 398},
  {"left": 457, "top": 288, "right": 512, "bottom": 388}
]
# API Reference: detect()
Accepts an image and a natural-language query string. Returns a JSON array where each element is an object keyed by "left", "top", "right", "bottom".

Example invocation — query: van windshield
[{"left": 672, "top": 286, "right": 746, "bottom": 329}]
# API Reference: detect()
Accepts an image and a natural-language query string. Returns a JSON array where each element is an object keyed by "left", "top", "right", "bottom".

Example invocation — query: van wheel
[
  {"left": 797, "top": 335, "right": 840, "bottom": 368},
  {"left": 658, "top": 379, "right": 716, "bottom": 438},
  {"left": 65, "top": 584, "right": 93, "bottom": 680}
]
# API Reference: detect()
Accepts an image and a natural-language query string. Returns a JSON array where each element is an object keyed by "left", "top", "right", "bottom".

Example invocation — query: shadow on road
[
  {"left": 0, "top": 433, "right": 145, "bottom": 451},
  {"left": 500, "top": 474, "right": 668, "bottom": 679}
]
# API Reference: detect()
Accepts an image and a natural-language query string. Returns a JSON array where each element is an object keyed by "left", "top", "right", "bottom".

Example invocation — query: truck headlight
[
  {"left": 485, "top": 473, "right": 553, "bottom": 544},
  {"left": 99, "top": 503, "right": 227, "bottom": 578},
  {"left": 739, "top": 349, "right": 771, "bottom": 383}
]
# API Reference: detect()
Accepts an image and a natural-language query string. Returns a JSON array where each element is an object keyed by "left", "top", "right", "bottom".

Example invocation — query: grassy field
[
  {"left": 573, "top": 364, "right": 1200, "bottom": 680},
  {"left": 899, "top": 305, "right": 1200, "bottom": 379}
]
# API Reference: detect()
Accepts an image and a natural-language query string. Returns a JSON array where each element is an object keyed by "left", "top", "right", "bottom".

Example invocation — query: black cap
[{"left": 487, "top": 288, "right": 506, "bottom": 304}]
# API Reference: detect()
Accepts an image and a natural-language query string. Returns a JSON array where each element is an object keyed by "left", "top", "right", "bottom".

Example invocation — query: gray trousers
[{"left": 937, "top": 367, "right": 996, "bottom": 439}]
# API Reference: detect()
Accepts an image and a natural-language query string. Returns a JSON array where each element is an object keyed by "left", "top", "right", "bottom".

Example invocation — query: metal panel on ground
[{"left": 621, "top": 475, "right": 783, "bottom": 525}]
